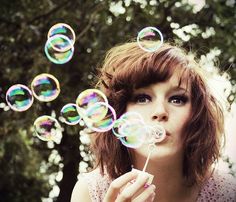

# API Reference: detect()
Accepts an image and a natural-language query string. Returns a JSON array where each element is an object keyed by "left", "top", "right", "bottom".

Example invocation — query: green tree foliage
[{"left": 0, "top": 0, "right": 235, "bottom": 201}]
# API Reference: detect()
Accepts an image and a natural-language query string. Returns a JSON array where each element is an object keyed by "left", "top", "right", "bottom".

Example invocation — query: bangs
[{"left": 112, "top": 47, "right": 193, "bottom": 92}]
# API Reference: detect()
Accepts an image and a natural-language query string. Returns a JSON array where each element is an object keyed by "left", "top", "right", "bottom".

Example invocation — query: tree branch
[
  {"left": 27, "top": 0, "right": 73, "bottom": 24},
  {"left": 76, "top": 3, "right": 106, "bottom": 41}
]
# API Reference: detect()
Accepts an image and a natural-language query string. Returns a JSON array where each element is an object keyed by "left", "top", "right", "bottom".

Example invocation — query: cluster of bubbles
[
  {"left": 6, "top": 73, "right": 60, "bottom": 112},
  {"left": 5, "top": 73, "right": 61, "bottom": 141},
  {"left": 45, "top": 23, "right": 75, "bottom": 64},
  {"left": 61, "top": 89, "right": 116, "bottom": 133},
  {"left": 112, "top": 112, "right": 166, "bottom": 148},
  {"left": 5, "top": 24, "right": 165, "bottom": 147},
  {"left": 60, "top": 88, "right": 166, "bottom": 148}
]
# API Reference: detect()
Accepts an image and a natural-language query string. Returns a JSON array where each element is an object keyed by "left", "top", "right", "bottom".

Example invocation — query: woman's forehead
[{"left": 134, "top": 69, "right": 190, "bottom": 92}]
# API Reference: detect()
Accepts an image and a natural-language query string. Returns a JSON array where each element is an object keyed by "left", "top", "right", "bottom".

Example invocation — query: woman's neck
[{"left": 131, "top": 152, "right": 200, "bottom": 202}]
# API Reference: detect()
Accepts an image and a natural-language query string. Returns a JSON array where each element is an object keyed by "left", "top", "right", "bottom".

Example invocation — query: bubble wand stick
[{"left": 142, "top": 144, "right": 155, "bottom": 172}]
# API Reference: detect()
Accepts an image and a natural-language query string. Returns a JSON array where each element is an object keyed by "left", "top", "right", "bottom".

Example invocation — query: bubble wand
[{"left": 142, "top": 125, "right": 166, "bottom": 173}]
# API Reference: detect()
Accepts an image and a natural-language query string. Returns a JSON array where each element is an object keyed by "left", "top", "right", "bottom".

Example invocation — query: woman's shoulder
[
  {"left": 73, "top": 168, "right": 112, "bottom": 202},
  {"left": 81, "top": 167, "right": 112, "bottom": 187},
  {"left": 197, "top": 169, "right": 236, "bottom": 201}
]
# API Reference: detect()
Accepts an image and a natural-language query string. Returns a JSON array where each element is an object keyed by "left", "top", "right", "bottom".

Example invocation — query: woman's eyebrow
[{"left": 169, "top": 86, "right": 190, "bottom": 94}]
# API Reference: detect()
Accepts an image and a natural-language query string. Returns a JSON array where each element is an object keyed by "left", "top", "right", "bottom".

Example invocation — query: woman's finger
[
  {"left": 103, "top": 170, "right": 139, "bottom": 202},
  {"left": 115, "top": 172, "right": 150, "bottom": 202},
  {"left": 132, "top": 184, "right": 156, "bottom": 202}
]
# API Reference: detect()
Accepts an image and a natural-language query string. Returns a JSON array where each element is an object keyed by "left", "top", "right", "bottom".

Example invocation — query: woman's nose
[{"left": 151, "top": 101, "right": 168, "bottom": 122}]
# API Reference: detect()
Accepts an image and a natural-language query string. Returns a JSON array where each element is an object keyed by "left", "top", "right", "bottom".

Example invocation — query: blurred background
[{"left": 0, "top": 0, "right": 235, "bottom": 201}]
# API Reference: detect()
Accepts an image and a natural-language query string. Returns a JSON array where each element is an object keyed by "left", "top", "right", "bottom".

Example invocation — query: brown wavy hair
[{"left": 90, "top": 41, "right": 225, "bottom": 185}]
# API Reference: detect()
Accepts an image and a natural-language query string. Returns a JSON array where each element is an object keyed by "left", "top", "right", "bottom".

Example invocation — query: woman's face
[{"left": 126, "top": 72, "right": 192, "bottom": 160}]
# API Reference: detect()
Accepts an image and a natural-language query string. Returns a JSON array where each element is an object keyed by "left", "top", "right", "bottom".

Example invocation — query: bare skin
[{"left": 71, "top": 73, "right": 200, "bottom": 202}]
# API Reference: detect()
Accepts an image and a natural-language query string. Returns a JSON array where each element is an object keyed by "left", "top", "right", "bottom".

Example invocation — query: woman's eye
[
  {"left": 169, "top": 95, "right": 188, "bottom": 105},
  {"left": 133, "top": 94, "right": 151, "bottom": 104}
]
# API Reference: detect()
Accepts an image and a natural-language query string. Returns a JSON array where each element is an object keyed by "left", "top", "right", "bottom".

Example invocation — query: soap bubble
[
  {"left": 137, "top": 26, "right": 163, "bottom": 52},
  {"left": 119, "top": 122, "right": 147, "bottom": 148},
  {"left": 60, "top": 103, "right": 81, "bottom": 125},
  {"left": 33, "top": 115, "right": 62, "bottom": 142},
  {"left": 44, "top": 34, "right": 74, "bottom": 64},
  {"left": 112, "top": 112, "right": 144, "bottom": 138},
  {"left": 76, "top": 89, "right": 108, "bottom": 121},
  {"left": 6, "top": 84, "right": 34, "bottom": 112},
  {"left": 31, "top": 73, "right": 60, "bottom": 102},
  {"left": 84, "top": 102, "right": 116, "bottom": 132},
  {"left": 47, "top": 23, "right": 75, "bottom": 52}
]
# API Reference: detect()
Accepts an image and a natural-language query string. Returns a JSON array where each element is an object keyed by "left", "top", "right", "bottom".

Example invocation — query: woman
[{"left": 71, "top": 41, "right": 236, "bottom": 202}]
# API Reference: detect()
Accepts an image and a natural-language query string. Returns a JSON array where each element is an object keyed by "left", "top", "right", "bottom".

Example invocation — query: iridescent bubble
[
  {"left": 112, "top": 112, "right": 144, "bottom": 138},
  {"left": 118, "top": 118, "right": 147, "bottom": 148},
  {"left": 111, "top": 111, "right": 166, "bottom": 148},
  {"left": 44, "top": 34, "right": 74, "bottom": 64},
  {"left": 31, "top": 73, "right": 60, "bottom": 102},
  {"left": 6, "top": 84, "right": 34, "bottom": 112},
  {"left": 76, "top": 89, "right": 108, "bottom": 121},
  {"left": 119, "top": 111, "right": 144, "bottom": 122},
  {"left": 33, "top": 115, "right": 62, "bottom": 142},
  {"left": 112, "top": 118, "right": 127, "bottom": 138},
  {"left": 137, "top": 26, "right": 163, "bottom": 52},
  {"left": 119, "top": 123, "right": 147, "bottom": 148},
  {"left": 119, "top": 119, "right": 145, "bottom": 137},
  {"left": 60, "top": 103, "right": 81, "bottom": 125},
  {"left": 85, "top": 101, "right": 108, "bottom": 123},
  {"left": 47, "top": 23, "right": 75, "bottom": 52},
  {"left": 84, "top": 102, "right": 116, "bottom": 132}
]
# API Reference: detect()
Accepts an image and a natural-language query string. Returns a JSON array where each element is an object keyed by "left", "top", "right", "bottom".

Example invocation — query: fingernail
[
  {"left": 130, "top": 179, "right": 135, "bottom": 184},
  {"left": 144, "top": 183, "right": 150, "bottom": 188}
]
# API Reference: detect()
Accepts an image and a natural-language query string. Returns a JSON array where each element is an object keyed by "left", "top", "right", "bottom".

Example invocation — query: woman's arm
[{"left": 71, "top": 177, "right": 92, "bottom": 202}]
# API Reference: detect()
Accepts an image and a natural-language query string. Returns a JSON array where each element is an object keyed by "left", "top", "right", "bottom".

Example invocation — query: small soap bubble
[
  {"left": 44, "top": 34, "right": 74, "bottom": 64},
  {"left": 33, "top": 115, "right": 62, "bottom": 142},
  {"left": 6, "top": 84, "right": 34, "bottom": 112},
  {"left": 145, "top": 125, "right": 166, "bottom": 144},
  {"left": 84, "top": 102, "right": 116, "bottom": 132},
  {"left": 60, "top": 103, "right": 81, "bottom": 125},
  {"left": 48, "top": 23, "right": 75, "bottom": 52},
  {"left": 31, "top": 73, "right": 60, "bottom": 102},
  {"left": 137, "top": 26, "right": 163, "bottom": 52},
  {"left": 76, "top": 89, "right": 108, "bottom": 120}
]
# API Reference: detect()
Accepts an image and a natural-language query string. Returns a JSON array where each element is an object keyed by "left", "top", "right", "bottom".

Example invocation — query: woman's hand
[{"left": 103, "top": 170, "right": 156, "bottom": 202}]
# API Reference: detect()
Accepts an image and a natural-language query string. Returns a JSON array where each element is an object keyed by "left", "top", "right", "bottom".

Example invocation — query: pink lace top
[{"left": 79, "top": 168, "right": 236, "bottom": 202}]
